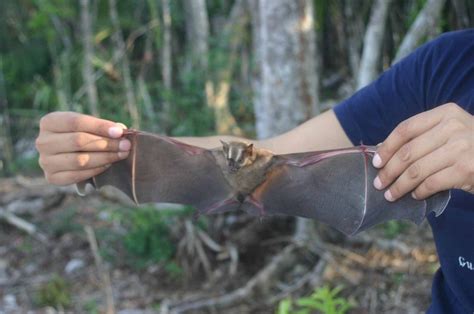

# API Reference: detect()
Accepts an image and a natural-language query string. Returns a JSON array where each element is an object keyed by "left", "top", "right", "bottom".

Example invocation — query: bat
[{"left": 76, "top": 129, "right": 450, "bottom": 236}]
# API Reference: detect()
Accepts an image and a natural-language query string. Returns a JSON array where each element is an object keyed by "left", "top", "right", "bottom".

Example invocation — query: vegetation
[
  {"left": 34, "top": 274, "right": 72, "bottom": 309},
  {"left": 277, "top": 286, "right": 355, "bottom": 314}
]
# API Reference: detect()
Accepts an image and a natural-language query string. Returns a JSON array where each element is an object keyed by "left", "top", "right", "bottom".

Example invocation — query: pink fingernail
[
  {"left": 373, "top": 176, "right": 382, "bottom": 190},
  {"left": 108, "top": 126, "right": 123, "bottom": 138},
  {"left": 384, "top": 190, "right": 394, "bottom": 202},
  {"left": 411, "top": 192, "right": 418, "bottom": 200},
  {"left": 119, "top": 139, "right": 131, "bottom": 151},
  {"left": 372, "top": 153, "right": 382, "bottom": 168}
]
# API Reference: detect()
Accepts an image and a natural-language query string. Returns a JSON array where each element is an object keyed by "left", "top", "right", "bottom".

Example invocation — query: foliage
[
  {"left": 381, "top": 221, "right": 409, "bottom": 239},
  {"left": 123, "top": 206, "right": 175, "bottom": 267},
  {"left": 35, "top": 274, "right": 72, "bottom": 309},
  {"left": 276, "top": 285, "right": 355, "bottom": 314},
  {"left": 97, "top": 206, "right": 193, "bottom": 277}
]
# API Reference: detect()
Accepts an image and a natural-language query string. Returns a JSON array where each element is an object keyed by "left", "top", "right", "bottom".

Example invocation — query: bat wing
[
  {"left": 77, "top": 131, "right": 235, "bottom": 212},
  {"left": 241, "top": 146, "right": 450, "bottom": 236}
]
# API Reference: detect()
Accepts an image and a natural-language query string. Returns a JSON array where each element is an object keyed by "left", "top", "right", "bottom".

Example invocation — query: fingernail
[
  {"left": 373, "top": 176, "right": 382, "bottom": 189},
  {"left": 411, "top": 192, "right": 418, "bottom": 200},
  {"left": 108, "top": 126, "right": 123, "bottom": 138},
  {"left": 119, "top": 139, "right": 131, "bottom": 151},
  {"left": 376, "top": 142, "right": 383, "bottom": 148},
  {"left": 384, "top": 190, "right": 394, "bottom": 202},
  {"left": 372, "top": 153, "right": 382, "bottom": 168},
  {"left": 115, "top": 122, "right": 127, "bottom": 130},
  {"left": 118, "top": 151, "right": 129, "bottom": 159}
]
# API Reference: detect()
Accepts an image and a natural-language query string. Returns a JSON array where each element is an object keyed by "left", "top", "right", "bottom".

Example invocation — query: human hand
[
  {"left": 36, "top": 112, "right": 131, "bottom": 185},
  {"left": 372, "top": 103, "right": 474, "bottom": 201}
]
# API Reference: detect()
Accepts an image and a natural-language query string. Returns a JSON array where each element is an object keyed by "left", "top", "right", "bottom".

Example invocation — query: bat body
[{"left": 77, "top": 130, "right": 450, "bottom": 236}]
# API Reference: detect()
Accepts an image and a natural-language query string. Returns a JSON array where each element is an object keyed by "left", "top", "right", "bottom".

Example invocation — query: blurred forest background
[{"left": 0, "top": 0, "right": 472, "bottom": 313}]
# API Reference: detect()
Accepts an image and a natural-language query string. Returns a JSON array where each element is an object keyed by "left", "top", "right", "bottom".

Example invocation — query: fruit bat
[{"left": 77, "top": 129, "right": 450, "bottom": 236}]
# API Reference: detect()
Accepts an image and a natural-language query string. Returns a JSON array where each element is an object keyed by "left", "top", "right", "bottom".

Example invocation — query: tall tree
[
  {"left": 256, "top": 0, "right": 320, "bottom": 139},
  {"left": 160, "top": 0, "right": 172, "bottom": 131},
  {"left": 183, "top": 0, "right": 210, "bottom": 69},
  {"left": 0, "top": 58, "right": 13, "bottom": 175},
  {"left": 80, "top": 0, "right": 99, "bottom": 116},
  {"left": 357, "top": 0, "right": 392, "bottom": 89},
  {"left": 204, "top": 0, "right": 247, "bottom": 135},
  {"left": 109, "top": 0, "right": 140, "bottom": 127},
  {"left": 393, "top": 0, "right": 446, "bottom": 63}
]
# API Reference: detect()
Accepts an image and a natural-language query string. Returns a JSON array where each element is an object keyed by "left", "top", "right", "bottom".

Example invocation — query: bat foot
[
  {"left": 246, "top": 196, "right": 266, "bottom": 217},
  {"left": 203, "top": 197, "right": 239, "bottom": 215}
]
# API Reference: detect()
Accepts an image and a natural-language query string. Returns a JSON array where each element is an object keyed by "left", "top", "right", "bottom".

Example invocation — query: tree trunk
[
  {"left": 393, "top": 0, "right": 446, "bottom": 64},
  {"left": 161, "top": 0, "right": 172, "bottom": 131},
  {"left": 343, "top": 0, "right": 366, "bottom": 80},
  {"left": 183, "top": 0, "right": 210, "bottom": 69},
  {"left": 357, "top": 0, "right": 392, "bottom": 90},
  {"left": 109, "top": 0, "right": 140, "bottom": 128},
  {"left": 205, "top": 0, "right": 247, "bottom": 135},
  {"left": 80, "top": 0, "right": 99, "bottom": 116},
  {"left": 0, "top": 58, "right": 14, "bottom": 175},
  {"left": 256, "top": 0, "right": 320, "bottom": 139}
]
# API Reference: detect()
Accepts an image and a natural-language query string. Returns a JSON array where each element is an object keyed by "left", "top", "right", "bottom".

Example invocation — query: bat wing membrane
[
  {"left": 87, "top": 132, "right": 234, "bottom": 212},
  {"left": 243, "top": 149, "right": 449, "bottom": 236}
]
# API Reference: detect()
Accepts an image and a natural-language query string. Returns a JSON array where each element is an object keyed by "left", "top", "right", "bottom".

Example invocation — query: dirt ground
[{"left": 0, "top": 177, "right": 440, "bottom": 313}]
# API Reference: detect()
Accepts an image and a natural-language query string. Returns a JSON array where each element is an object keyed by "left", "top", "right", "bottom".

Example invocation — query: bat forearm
[
  {"left": 173, "top": 110, "right": 351, "bottom": 154},
  {"left": 175, "top": 135, "right": 257, "bottom": 150}
]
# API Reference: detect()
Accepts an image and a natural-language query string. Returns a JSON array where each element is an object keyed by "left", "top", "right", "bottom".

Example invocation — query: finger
[
  {"left": 382, "top": 146, "right": 454, "bottom": 201},
  {"left": 46, "top": 166, "right": 111, "bottom": 186},
  {"left": 40, "top": 112, "right": 127, "bottom": 138},
  {"left": 374, "top": 123, "right": 450, "bottom": 190},
  {"left": 41, "top": 151, "right": 129, "bottom": 173},
  {"left": 373, "top": 109, "right": 443, "bottom": 168},
  {"left": 412, "top": 167, "right": 459, "bottom": 200},
  {"left": 37, "top": 132, "right": 131, "bottom": 155}
]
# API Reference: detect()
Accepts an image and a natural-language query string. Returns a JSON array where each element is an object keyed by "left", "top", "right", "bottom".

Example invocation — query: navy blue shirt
[{"left": 334, "top": 29, "right": 474, "bottom": 313}]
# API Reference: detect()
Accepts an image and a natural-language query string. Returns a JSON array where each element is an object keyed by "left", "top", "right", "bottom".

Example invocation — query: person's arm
[
  {"left": 179, "top": 109, "right": 352, "bottom": 153},
  {"left": 36, "top": 110, "right": 351, "bottom": 186}
]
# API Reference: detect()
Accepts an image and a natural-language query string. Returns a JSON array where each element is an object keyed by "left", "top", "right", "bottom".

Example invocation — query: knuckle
[
  {"left": 444, "top": 102, "right": 462, "bottom": 115},
  {"left": 35, "top": 137, "right": 44, "bottom": 151},
  {"left": 449, "top": 138, "right": 471, "bottom": 154},
  {"left": 395, "top": 120, "right": 411, "bottom": 139},
  {"left": 39, "top": 114, "right": 52, "bottom": 130},
  {"left": 398, "top": 143, "right": 412, "bottom": 163},
  {"left": 73, "top": 133, "right": 87, "bottom": 150},
  {"left": 407, "top": 162, "right": 421, "bottom": 180},
  {"left": 442, "top": 118, "right": 465, "bottom": 134},
  {"left": 455, "top": 161, "right": 473, "bottom": 178}
]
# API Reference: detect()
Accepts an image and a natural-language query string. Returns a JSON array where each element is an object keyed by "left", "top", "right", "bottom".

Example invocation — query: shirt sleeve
[{"left": 334, "top": 31, "right": 474, "bottom": 145}]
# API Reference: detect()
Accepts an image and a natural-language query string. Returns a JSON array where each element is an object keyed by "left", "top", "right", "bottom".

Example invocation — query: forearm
[{"left": 176, "top": 110, "right": 352, "bottom": 154}]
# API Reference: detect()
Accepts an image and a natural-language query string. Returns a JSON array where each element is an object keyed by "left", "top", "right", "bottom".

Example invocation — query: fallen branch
[
  {"left": 85, "top": 225, "right": 115, "bottom": 314},
  {"left": 0, "top": 206, "right": 48, "bottom": 244}
]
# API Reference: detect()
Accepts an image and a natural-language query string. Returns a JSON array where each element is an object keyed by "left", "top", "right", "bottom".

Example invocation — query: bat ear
[
  {"left": 245, "top": 143, "right": 254, "bottom": 155},
  {"left": 220, "top": 140, "right": 229, "bottom": 153}
]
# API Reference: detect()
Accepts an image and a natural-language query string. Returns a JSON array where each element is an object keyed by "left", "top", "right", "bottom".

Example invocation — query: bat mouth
[{"left": 229, "top": 167, "right": 239, "bottom": 173}]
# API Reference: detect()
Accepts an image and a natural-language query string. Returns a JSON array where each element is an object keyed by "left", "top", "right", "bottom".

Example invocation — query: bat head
[{"left": 220, "top": 140, "right": 255, "bottom": 173}]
